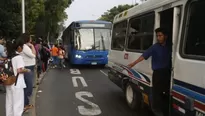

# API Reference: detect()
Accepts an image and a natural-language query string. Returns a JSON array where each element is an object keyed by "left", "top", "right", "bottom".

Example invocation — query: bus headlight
[{"left": 75, "top": 54, "right": 82, "bottom": 58}]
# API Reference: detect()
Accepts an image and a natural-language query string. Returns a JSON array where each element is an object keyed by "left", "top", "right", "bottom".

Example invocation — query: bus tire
[{"left": 125, "top": 83, "right": 142, "bottom": 112}]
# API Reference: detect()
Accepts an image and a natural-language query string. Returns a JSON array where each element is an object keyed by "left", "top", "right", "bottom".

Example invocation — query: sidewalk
[
  {"left": 0, "top": 90, "right": 5, "bottom": 116},
  {"left": 0, "top": 69, "right": 46, "bottom": 116}
]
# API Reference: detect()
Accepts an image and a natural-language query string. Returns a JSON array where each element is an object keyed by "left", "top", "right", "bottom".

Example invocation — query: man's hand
[
  {"left": 127, "top": 62, "right": 135, "bottom": 69},
  {"left": 127, "top": 56, "right": 145, "bottom": 69}
]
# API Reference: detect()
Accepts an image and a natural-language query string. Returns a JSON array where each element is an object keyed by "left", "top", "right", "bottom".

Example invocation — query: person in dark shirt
[{"left": 128, "top": 28, "right": 172, "bottom": 116}]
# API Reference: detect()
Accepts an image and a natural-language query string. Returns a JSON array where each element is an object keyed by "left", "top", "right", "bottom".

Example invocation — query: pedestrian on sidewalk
[
  {"left": 21, "top": 33, "right": 36, "bottom": 112},
  {"left": 3, "top": 39, "right": 30, "bottom": 116},
  {"left": 41, "top": 42, "right": 50, "bottom": 71},
  {"left": 0, "top": 37, "right": 7, "bottom": 93},
  {"left": 35, "top": 39, "right": 43, "bottom": 77},
  {"left": 51, "top": 44, "right": 59, "bottom": 68},
  {"left": 58, "top": 46, "right": 65, "bottom": 69}
]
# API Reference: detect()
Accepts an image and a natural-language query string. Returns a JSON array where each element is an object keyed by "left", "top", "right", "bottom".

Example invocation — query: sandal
[
  {"left": 23, "top": 107, "right": 29, "bottom": 113},
  {"left": 23, "top": 104, "right": 34, "bottom": 112},
  {"left": 26, "top": 104, "right": 34, "bottom": 109}
]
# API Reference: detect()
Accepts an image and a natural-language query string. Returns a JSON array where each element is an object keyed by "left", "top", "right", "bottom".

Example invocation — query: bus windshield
[
  {"left": 94, "top": 29, "right": 111, "bottom": 50},
  {"left": 76, "top": 28, "right": 111, "bottom": 50},
  {"left": 76, "top": 29, "right": 94, "bottom": 50}
]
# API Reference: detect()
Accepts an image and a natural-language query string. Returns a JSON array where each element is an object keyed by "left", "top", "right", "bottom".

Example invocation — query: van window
[
  {"left": 127, "top": 13, "right": 154, "bottom": 52},
  {"left": 184, "top": 0, "right": 205, "bottom": 57},
  {"left": 111, "top": 21, "right": 127, "bottom": 50}
]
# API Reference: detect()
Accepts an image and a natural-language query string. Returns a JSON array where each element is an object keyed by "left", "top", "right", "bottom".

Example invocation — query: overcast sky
[{"left": 64, "top": 0, "right": 140, "bottom": 26}]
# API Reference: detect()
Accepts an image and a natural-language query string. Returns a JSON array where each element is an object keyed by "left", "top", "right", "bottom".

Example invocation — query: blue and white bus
[{"left": 62, "top": 20, "right": 112, "bottom": 66}]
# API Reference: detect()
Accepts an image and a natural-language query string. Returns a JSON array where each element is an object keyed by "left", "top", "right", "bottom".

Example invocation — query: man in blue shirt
[{"left": 128, "top": 28, "right": 172, "bottom": 116}]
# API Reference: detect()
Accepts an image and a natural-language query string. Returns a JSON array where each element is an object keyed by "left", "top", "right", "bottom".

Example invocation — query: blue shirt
[
  {"left": 142, "top": 43, "right": 171, "bottom": 70},
  {"left": 0, "top": 44, "right": 6, "bottom": 64}
]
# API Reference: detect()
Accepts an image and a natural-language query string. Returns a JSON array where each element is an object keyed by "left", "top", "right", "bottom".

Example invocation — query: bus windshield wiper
[{"left": 100, "top": 34, "right": 106, "bottom": 51}]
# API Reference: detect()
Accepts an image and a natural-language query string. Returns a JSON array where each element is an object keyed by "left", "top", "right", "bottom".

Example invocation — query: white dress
[{"left": 6, "top": 54, "right": 26, "bottom": 116}]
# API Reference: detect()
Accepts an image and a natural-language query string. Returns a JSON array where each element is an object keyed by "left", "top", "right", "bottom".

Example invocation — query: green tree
[
  {"left": 39, "top": 0, "right": 73, "bottom": 42},
  {"left": 0, "top": 0, "right": 73, "bottom": 41},
  {"left": 25, "top": 0, "right": 45, "bottom": 34},
  {"left": 99, "top": 4, "right": 136, "bottom": 22},
  {"left": 0, "top": 0, "right": 21, "bottom": 39}
]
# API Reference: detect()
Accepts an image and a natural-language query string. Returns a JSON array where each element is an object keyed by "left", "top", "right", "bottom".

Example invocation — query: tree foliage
[
  {"left": 43, "top": 0, "right": 72, "bottom": 41},
  {"left": 25, "top": 0, "right": 45, "bottom": 34},
  {"left": 0, "top": 0, "right": 73, "bottom": 41},
  {"left": 99, "top": 4, "right": 136, "bottom": 22},
  {"left": 0, "top": 0, "right": 21, "bottom": 39}
]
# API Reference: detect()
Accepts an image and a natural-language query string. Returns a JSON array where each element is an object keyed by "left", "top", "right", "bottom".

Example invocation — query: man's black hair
[{"left": 155, "top": 28, "right": 168, "bottom": 36}]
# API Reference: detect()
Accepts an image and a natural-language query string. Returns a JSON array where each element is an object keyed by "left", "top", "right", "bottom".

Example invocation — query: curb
[
  {"left": 24, "top": 70, "right": 48, "bottom": 116},
  {"left": 32, "top": 72, "right": 46, "bottom": 116}
]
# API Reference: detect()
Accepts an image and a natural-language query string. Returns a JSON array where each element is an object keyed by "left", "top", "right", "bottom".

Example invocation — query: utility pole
[{"left": 22, "top": 0, "right": 25, "bottom": 33}]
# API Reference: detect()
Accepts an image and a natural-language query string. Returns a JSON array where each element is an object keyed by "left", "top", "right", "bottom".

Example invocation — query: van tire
[{"left": 125, "top": 83, "right": 142, "bottom": 112}]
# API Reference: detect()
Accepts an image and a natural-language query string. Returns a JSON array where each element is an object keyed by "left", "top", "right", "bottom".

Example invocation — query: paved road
[{"left": 36, "top": 66, "right": 153, "bottom": 116}]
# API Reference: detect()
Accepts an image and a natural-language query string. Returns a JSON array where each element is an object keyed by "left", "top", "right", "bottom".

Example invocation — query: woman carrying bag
[{"left": 0, "top": 39, "right": 30, "bottom": 116}]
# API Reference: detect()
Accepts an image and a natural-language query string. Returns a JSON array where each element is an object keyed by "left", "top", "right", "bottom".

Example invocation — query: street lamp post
[{"left": 22, "top": 0, "right": 25, "bottom": 33}]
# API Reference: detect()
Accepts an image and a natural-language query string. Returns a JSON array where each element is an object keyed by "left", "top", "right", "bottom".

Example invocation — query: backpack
[
  {"left": 41, "top": 47, "right": 50, "bottom": 60},
  {"left": 0, "top": 54, "right": 19, "bottom": 86}
]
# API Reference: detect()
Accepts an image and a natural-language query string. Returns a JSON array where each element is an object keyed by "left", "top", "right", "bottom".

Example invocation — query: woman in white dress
[{"left": 3, "top": 39, "right": 30, "bottom": 116}]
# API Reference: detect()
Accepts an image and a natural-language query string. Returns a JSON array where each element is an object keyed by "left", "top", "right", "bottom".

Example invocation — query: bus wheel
[{"left": 125, "top": 83, "right": 142, "bottom": 111}]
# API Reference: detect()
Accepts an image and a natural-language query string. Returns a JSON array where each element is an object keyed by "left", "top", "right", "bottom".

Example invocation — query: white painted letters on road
[
  {"left": 72, "top": 76, "right": 88, "bottom": 87},
  {"left": 70, "top": 68, "right": 102, "bottom": 115},
  {"left": 75, "top": 91, "right": 102, "bottom": 115},
  {"left": 70, "top": 69, "right": 81, "bottom": 74}
]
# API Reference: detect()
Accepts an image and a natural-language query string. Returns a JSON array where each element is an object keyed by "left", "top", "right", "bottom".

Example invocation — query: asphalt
[{"left": 36, "top": 66, "right": 154, "bottom": 116}]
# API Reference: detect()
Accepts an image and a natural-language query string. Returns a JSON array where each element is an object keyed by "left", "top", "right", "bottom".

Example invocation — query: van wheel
[{"left": 125, "top": 83, "right": 142, "bottom": 112}]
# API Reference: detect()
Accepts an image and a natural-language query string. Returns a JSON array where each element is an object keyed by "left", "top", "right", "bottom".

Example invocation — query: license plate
[{"left": 91, "top": 62, "right": 97, "bottom": 65}]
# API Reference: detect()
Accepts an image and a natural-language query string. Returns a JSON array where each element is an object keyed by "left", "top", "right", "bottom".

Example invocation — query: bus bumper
[{"left": 72, "top": 58, "right": 108, "bottom": 65}]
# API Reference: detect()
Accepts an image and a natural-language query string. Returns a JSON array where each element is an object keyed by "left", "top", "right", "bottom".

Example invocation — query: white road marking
[
  {"left": 72, "top": 76, "right": 88, "bottom": 87},
  {"left": 75, "top": 91, "right": 102, "bottom": 115},
  {"left": 70, "top": 68, "right": 102, "bottom": 115},
  {"left": 70, "top": 69, "right": 81, "bottom": 75},
  {"left": 38, "top": 90, "right": 43, "bottom": 93},
  {"left": 100, "top": 70, "right": 108, "bottom": 77}
]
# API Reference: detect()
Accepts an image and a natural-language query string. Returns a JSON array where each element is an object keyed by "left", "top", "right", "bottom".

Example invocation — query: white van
[{"left": 108, "top": 0, "right": 205, "bottom": 116}]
